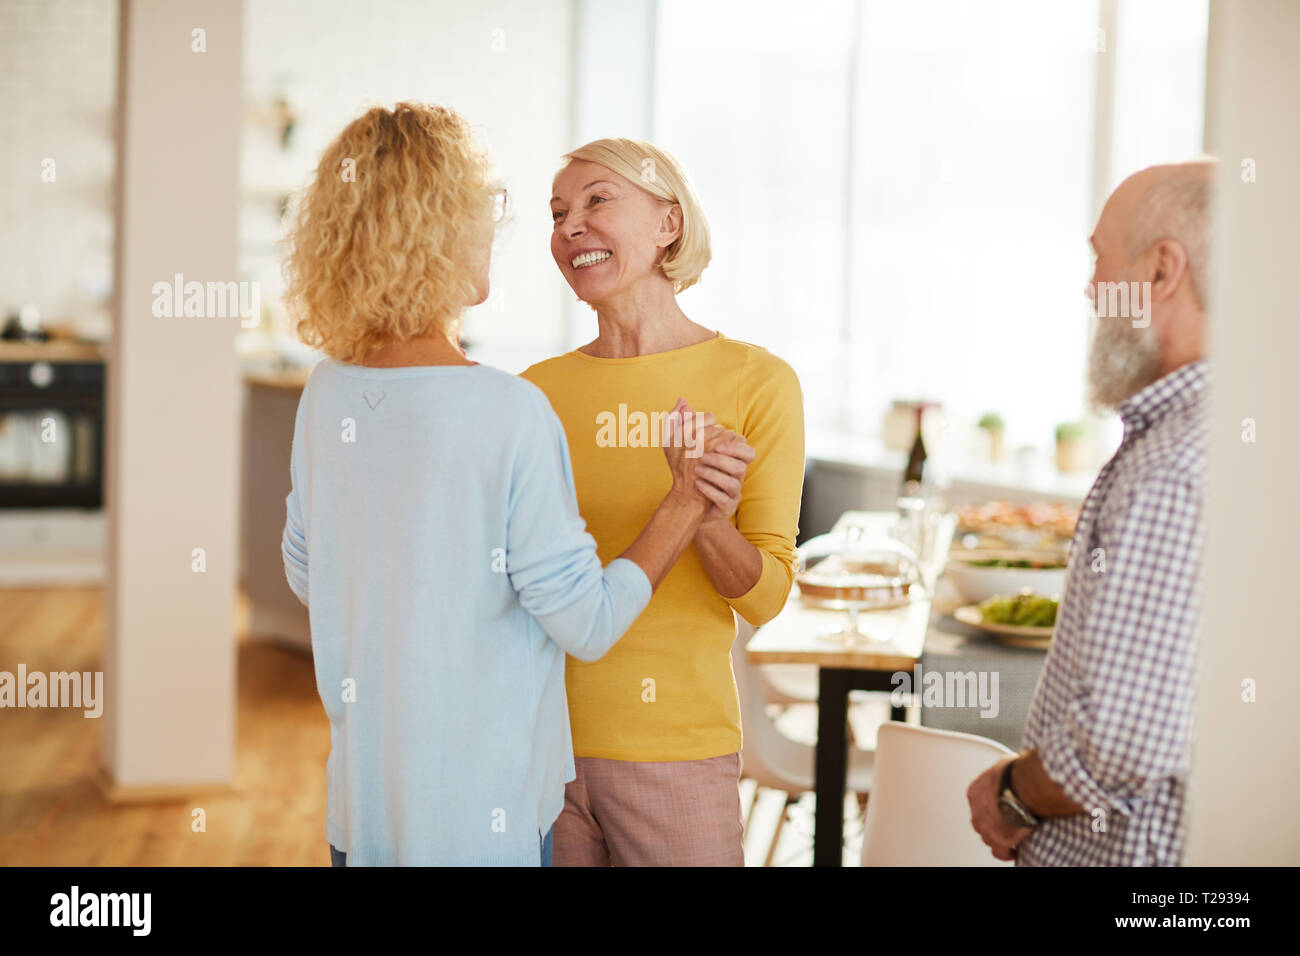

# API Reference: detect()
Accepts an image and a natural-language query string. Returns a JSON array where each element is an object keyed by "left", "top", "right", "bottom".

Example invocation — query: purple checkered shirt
[{"left": 1017, "top": 360, "right": 1209, "bottom": 867}]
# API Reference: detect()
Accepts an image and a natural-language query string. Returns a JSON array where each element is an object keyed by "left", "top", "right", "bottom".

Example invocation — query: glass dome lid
[{"left": 795, "top": 527, "right": 922, "bottom": 609}]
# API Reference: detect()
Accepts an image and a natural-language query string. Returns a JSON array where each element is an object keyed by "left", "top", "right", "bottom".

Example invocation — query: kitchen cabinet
[{"left": 241, "top": 369, "right": 310, "bottom": 652}]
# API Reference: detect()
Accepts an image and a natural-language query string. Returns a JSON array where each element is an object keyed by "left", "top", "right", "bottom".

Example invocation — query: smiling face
[{"left": 549, "top": 159, "right": 682, "bottom": 307}]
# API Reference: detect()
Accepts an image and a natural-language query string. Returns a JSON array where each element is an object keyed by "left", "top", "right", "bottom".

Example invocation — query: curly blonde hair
[{"left": 283, "top": 103, "right": 497, "bottom": 363}]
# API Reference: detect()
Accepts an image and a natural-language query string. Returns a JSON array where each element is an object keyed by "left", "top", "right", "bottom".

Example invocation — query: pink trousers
[{"left": 552, "top": 752, "right": 745, "bottom": 867}]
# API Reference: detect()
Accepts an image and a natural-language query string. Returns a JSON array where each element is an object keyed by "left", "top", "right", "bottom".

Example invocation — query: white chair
[
  {"left": 755, "top": 662, "right": 824, "bottom": 707},
  {"left": 756, "top": 664, "right": 892, "bottom": 753},
  {"left": 732, "top": 617, "right": 875, "bottom": 865},
  {"left": 860, "top": 721, "right": 1014, "bottom": 867}
]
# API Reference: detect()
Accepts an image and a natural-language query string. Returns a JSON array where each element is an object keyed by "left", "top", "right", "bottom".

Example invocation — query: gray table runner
[{"left": 914, "top": 607, "right": 1049, "bottom": 751}]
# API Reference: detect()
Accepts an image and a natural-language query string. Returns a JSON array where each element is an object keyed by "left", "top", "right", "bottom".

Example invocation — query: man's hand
[{"left": 967, "top": 756, "right": 1034, "bottom": 862}]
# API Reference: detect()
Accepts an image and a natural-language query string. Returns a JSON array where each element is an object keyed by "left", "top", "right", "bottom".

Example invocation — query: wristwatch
[{"left": 996, "top": 757, "right": 1040, "bottom": 829}]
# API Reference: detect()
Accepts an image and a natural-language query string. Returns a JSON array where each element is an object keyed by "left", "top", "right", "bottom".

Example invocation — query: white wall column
[
  {"left": 1187, "top": 0, "right": 1300, "bottom": 864},
  {"left": 102, "top": 0, "right": 242, "bottom": 794}
]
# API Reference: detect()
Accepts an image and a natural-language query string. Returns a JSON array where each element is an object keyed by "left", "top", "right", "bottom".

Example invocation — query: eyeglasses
[{"left": 491, "top": 188, "right": 508, "bottom": 223}]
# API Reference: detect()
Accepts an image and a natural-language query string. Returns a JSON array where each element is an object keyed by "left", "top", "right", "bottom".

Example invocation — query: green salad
[
  {"left": 979, "top": 594, "right": 1058, "bottom": 628},
  {"left": 963, "top": 557, "right": 1066, "bottom": 569}
]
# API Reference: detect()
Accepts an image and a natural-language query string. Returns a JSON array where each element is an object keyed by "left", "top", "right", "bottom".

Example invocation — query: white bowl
[{"left": 943, "top": 554, "right": 1066, "bottom": 604}]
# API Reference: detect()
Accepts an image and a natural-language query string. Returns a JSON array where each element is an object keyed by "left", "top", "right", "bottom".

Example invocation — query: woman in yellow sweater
[{"left": 521, "top": 138, "right": 805, "bottom": 865}]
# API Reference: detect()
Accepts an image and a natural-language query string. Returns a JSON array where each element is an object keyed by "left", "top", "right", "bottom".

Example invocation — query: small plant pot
[
  {"left": 1055, "top": 438, "right": 1089, "bottom": 473},
  {"left": 984, "top": 427, "right": 1005, "bottom": 462}
]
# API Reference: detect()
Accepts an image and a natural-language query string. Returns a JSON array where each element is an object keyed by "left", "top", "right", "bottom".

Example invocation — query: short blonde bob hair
[
  {"left": 559, "top": 138, "right": 711, "bottom": 294},
  {"left": 283, "top": 102, "right": 497, "bottom": 363}
]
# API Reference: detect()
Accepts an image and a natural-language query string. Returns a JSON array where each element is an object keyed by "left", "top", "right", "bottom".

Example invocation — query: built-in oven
[{"left": 0, "top": 348, "right": 106, "bottom": 510}]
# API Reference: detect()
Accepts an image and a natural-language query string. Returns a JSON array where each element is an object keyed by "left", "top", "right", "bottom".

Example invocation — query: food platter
[
  {"left": 955, "top": 500, "right": 1079, "bottom": 538},
  {"left": 954, "top": 605, "right": 1054, "bottom": 649}
]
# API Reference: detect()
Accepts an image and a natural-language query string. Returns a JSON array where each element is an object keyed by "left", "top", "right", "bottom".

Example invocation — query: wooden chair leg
[
  {"left": 763, "top": 796, "right": 794, "bottom": 868},
  {"left": 743, "top": 783, "right": 761, "bottom": 834}
]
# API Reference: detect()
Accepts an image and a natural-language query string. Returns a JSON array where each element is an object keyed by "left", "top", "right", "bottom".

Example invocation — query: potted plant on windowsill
[
  {"left": 977, "top": 412, "right": 1005, "bottom": 462},
  {"left": 1054, "top": 421, "right": 1089, "bottom": 473}
]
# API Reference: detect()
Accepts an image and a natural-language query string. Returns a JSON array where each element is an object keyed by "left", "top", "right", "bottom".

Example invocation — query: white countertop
[{"left": 806, "top": 428, "right": 1098, "bottom": 503}]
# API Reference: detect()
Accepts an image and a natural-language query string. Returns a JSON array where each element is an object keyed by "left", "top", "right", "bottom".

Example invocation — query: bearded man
[{"left": 967, "top": 161, "right": 1215, "bottom": 866}]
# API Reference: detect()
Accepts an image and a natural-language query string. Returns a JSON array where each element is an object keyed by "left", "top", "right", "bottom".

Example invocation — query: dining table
[{"left": 744, "top": 509, "right": 1052, "bottom": 866}]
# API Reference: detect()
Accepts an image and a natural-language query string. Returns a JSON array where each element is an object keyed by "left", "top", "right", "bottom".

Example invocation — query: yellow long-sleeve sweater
[{"left": 521, "top": 332, "right": 805, "bottom": 761}]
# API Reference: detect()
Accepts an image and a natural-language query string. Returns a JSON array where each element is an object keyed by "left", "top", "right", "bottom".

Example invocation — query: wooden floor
[
  {"left": 0, "top": 587, "right": 871, "bottom": 866},
  {"left": 740, "top": 702, "right": 876, "bottom": 867},
  {"left": 0, "top": 587, "right": 331, "bottom": 865}
]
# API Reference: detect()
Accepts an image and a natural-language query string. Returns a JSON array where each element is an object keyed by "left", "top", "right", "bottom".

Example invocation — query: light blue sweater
[{"left": 281, "top": 358, "right": 652, "bottom": 865}]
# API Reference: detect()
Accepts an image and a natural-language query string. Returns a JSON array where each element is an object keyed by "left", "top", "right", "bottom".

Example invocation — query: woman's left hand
[{"left": 695, "top": 436, "right": 757, "bottom": 522}]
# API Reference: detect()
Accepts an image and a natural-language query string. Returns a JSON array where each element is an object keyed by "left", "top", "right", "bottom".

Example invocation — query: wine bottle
[{"left": 901, "top": 404, "right": 927, "bottom": 496}]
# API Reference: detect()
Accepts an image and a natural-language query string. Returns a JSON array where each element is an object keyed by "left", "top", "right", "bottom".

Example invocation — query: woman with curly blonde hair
[{"left": 279, "top": 103, "right": 738, "bottom": 866}]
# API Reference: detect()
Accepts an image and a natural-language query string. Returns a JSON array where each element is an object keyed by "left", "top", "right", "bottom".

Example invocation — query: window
[
  {"left": 654, "top": 0, "right": 1208, "bottom": 458},
  {"left": 655, "top": 0, "right": 857, "bottom": 433}
]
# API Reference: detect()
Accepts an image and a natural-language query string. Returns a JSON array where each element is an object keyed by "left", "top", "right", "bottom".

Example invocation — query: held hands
[
  {"left": 621, "top": 400, "right": 748, "bottom": 592},
  {"left": 661, "top": 397, "right": 757, "bottom": 523},
  {"left": 661, "top": 398, "right": 729, "bottom": 500}
]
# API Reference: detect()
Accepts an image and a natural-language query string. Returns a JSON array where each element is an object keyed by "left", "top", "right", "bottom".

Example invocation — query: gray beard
[{"left": 1086, "top": 314, "right": 1163, "bottom": 412}]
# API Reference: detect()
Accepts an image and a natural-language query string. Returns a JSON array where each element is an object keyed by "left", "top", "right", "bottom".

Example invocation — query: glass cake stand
[{"left": 794, "top": 526, "right": 924, "bottom": 645}]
